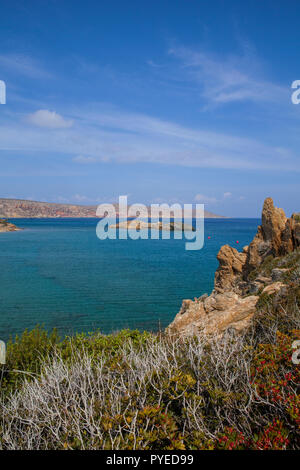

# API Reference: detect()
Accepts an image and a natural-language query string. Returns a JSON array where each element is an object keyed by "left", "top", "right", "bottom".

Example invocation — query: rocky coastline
[
  {"left": 167, "top": 197, "right": 300, "bottom": 336},
  {"left": 0, "top": 219, "right": 21, "bottom": 233}
]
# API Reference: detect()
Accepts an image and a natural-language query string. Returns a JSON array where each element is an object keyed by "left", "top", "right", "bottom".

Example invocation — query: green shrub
[{"left": 2, "top": 325, "right": 59, "bottom": 395}]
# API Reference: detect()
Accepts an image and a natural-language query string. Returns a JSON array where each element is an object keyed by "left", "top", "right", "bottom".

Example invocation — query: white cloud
[
  {"left": 194, "top": 194, "right": 218, "bottom": 204},
  {"left": 223, "top": 192, "right": 232, "bottom": 198},
  {"left": 27, "top": 110, "right": 73, "bottom": 129}
]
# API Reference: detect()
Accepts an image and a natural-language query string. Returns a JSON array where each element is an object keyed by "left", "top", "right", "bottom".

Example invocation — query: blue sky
[{"left": 0, "top": 0, "right": 300, "bottom": 217}]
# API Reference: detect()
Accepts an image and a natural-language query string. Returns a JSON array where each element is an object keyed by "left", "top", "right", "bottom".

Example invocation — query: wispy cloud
[
  {"left": 27, "top": 110, "right": 73, "bottom": 129},
  {"left": 0, "top": 104, "right": 298, "bottom": 171},
  {"left": 0, "top": 48, "right": 298, "bottom": 174},
  {"left": 168, "top": 46, "right": 288, "bottom": 107}
]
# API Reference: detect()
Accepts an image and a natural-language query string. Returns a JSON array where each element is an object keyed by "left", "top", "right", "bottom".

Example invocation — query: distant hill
[{"left": 0, "top": 198, "right": 225, "bottom": 219}]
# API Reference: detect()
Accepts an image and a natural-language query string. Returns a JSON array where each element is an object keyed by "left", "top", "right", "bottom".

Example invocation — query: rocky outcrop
[
  {"left": 167, "top": 291, "right": 258, "bottom": 337},
  {"left": 291, "top": 213, "right": 300, "bottom": 248},
  {"left": 214, "top": 245, "right": 247, "bottom": 293},
  {"left": 215, "top": 198, "right": 300, "bottom": 292},
  {"left": 244, "top": 198, "right": 299, "bottom": 276},
  {"left": 0, "top": 219, "right": 20, "bottom": 232},
  {"left": 262, "top": 282, "right": 286, "bottom": 295},
  {"left": 166, "top": 197, "right": 299, "bottom": 337}
]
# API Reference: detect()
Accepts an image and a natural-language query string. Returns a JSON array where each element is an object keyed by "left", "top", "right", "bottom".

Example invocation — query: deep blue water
[{"left": 0, "top": 218, "right": 260, "bottom": 340}]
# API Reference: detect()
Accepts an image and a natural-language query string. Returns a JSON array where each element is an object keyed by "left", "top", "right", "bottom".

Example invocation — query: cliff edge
[{"left": 167, "top": 197, "right": 300, "bottom": 336}]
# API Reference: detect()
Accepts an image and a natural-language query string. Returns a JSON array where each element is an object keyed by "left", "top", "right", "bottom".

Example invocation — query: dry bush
[{"left": 1, "top": 321, "right": 298, "bottom": 450}]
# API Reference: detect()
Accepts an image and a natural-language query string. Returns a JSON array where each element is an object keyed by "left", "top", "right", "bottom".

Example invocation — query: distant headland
[{"left": 0, "top": 198, "right": 225, "bottom": 219}]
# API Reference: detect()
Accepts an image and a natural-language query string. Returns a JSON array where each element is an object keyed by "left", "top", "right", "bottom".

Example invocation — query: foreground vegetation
[
  {"left": 1, "top": 250, "right": 299, "bottom": 450},
  {"left": 1, "top": 324, "right": 299, "bottom": 449}
]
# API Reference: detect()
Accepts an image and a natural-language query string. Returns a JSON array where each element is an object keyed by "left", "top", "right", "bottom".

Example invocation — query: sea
[{"left": 0, "top": 218, "right": 260, "bottom": 341}]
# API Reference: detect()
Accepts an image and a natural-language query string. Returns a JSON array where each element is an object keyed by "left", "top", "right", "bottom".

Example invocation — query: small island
[
  {"left": 0, "top": 218, "right": 21, "bottom": 232},
  {"left": 110, "top": 220, "right": 195, "bottom": 231}
]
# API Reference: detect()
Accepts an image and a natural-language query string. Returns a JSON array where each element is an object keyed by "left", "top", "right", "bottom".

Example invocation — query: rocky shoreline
[
  {"left": 0, "top": 219, "right": 21, "bottom": 232},
  {"left": 167, "top": 197, "right": 300, "bottom": 336}
]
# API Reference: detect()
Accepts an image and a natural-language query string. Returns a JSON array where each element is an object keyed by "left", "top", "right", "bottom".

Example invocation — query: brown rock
[
  {"left": 0, "top": 220, "right": 21, "bottom": 232},
  {"left": 244, "top": 198, "right": 294, "bottom": 276},
  {"left": 280, "top": 219, "right": 294, "bottom": 254},
  {"left": 262, "top": 282, "right": 286, "bottom": 295},
  {"left": 291, "top": 213, "right": 300, "bottom": 248},
  {"left": 261, "top": 197, "right": 287, "bottom": 245},
  {"left": 166, "top": 197, "right": 300, "bottom": 338},
  {"left": 167, "top": 291, "right": 258, "bottom": 337},
  {"left": 214, "top": 245, "right": 247, "bottom": 292}
]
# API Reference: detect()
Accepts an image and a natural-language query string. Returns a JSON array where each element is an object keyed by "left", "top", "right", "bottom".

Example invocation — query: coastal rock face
[
  {"left": 214, "top": 245, "right": 247, "bottom": 292},
  {"left": 167, "top": 291, "right": 258, "bottom": 337},
  {"left": 291, "top": 213, "right": 300, "bottom": 248},
  {"left": 166, "top": 197, "right": 299, "bottom": 337},
  {"left": 262, "top": 282, "right": 286, "bottom": 295},
  {"left": 244, "top": 198, "right": 298, "bottom": 276}
]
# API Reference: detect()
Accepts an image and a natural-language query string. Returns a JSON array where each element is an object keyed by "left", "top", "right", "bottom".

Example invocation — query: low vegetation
[
  {"left": 1, "top": 249, "right": 299, "bottom": 450},
  {"left": 0, "top": 315, "right": 299, "bottom": 449}
]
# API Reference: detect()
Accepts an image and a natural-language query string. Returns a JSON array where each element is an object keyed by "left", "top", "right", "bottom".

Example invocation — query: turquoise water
[{"left": 0, "top": 218, "right": 260, "bottom": 340}]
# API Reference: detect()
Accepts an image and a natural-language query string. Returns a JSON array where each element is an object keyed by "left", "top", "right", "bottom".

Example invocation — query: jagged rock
[
  {"left": 167, "top": 292, "right": 258, "bottom": 337},
  {"left": 261, "top": 197, "right": 287, "bottom": 246},
  {"left": 214, "top": 245, "right": 247, "bottom": 292},
  {"left": 291, "top": 213, "right": 300, "bottom": 248},
  {"left": 281, "top": 219, "right": 294, "bottom": 254},
  {"left": 244, "top": 198, "right": 300, "bottom": 278},
  {"left": 166, "top": 197, "right": 300, "bottom": 338},
  {"left": 262, "top": 282, "right": 286, "bottom": 295},
  {"left": 244, "top": 198, "right": 288, "bottom": 276}
]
